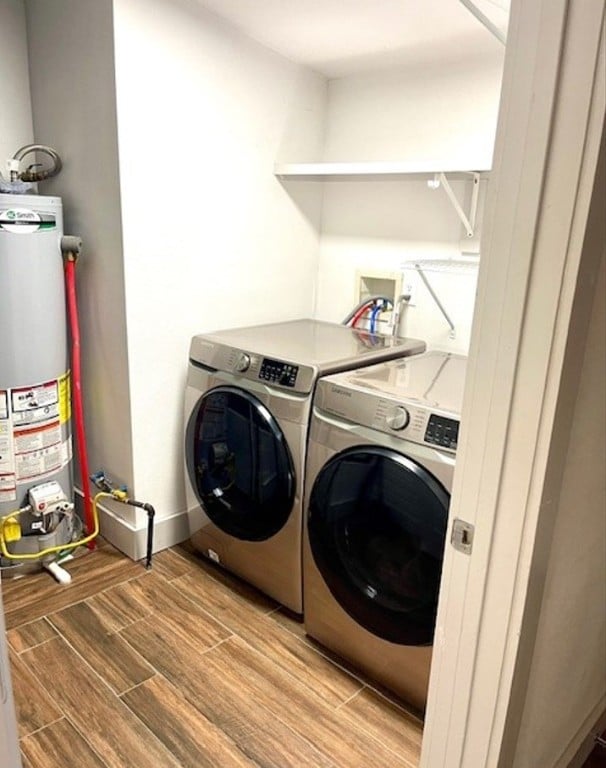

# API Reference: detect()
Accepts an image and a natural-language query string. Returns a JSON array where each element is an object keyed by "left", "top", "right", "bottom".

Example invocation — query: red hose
[
  {"left": 64, "top": 259, "right": 95, "bottom": 547},
  {"left": 350, "top": 304, "right": 372, "bottom": 328}
]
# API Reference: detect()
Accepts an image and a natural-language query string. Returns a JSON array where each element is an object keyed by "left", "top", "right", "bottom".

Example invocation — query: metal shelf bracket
[
  {"left": 414, "top": 263, "right": 457, "bottom": 339},
  {"left": 429, "top": 172, "right": 480, "bottom": 238},
  {"left": 459, "top": 0, "right": 507, "bottom": 45}
]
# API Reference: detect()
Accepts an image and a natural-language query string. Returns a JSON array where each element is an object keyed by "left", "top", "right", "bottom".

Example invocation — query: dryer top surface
[
  {"left": 190, "top": 319, "right": 425, "bottom": 373},
  {"left": 321, "top": 350, "right": 467, "bottom": 415}
]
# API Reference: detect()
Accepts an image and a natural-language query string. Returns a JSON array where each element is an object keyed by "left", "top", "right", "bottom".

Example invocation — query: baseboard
[
  {"left": 73, "top": 488, "right": 191, "bottom": 561},
  {"left": 558, "top": 696, "right": 606, "bottom": 768}
]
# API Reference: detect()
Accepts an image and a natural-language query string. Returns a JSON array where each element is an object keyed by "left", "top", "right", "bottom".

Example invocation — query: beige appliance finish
[
  {"left": 184, "top": 319, "right": 425, "bottom": 613},
  {"left": 303, "top": 351, "right": 466, "bottom": 709}
]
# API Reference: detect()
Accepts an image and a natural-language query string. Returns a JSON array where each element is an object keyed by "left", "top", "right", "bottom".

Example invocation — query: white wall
[
  {"left": 323, "top": 53, "right": 504, "bottom": 167},
  {"left": 112, "top": 0, "right": 326, "bottom": 543},
  {"left": 314, "top": 179, "right": 487, "bottom": 353},
  {"left": 20, "top": 0, "right": 326, "bottom": 550},
  {"left": 0, "top": 0, "right": 33, "bottom": 169},
  {"left": 313, "top": 51, "right": 503, "bottom": 353}
]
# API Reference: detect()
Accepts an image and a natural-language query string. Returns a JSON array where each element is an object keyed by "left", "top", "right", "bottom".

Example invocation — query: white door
[
  {"left": 421, "top": 0, "right": 605, "bottom": 766},
  {"left": 0, "top": 577, "right": 21, "bottom": 767}
]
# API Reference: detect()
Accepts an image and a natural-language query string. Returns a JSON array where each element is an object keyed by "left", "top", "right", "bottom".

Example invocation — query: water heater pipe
[
  {"left": 62, "top": 237, "right": 95, "bottom": 546},
  {"left": 10, "top": 144, "right": 63, "bottom": 182}
]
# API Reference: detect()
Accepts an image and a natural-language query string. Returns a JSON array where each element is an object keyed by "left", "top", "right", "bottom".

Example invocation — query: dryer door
[
  {"left": 186, "top": 385, "right": 295, "bottom": 541},
  {"left": 308, "top": 445, "right": 449, "bottom": 645}
]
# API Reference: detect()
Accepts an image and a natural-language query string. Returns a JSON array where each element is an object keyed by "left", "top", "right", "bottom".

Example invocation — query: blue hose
[{"left": 370, "top": 305, "right": 381, "bottom": 333}]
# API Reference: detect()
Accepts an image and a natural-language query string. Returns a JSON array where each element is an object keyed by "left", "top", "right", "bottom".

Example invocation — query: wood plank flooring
[{"left": 2, "top": 542, "right": 423, "bottom": 768}]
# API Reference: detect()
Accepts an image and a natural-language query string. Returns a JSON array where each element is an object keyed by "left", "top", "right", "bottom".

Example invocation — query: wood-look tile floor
[{"left": 3, "top": 540, "right": 423, "bottom": 768}]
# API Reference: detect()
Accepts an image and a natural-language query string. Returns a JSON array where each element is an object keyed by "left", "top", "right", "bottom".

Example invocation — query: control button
[
  {"left": 385, "top": 406, "right": 410, "bottom": 431},
  {"left": 234, "top": 352, "right": 251, "bottom": 373}
]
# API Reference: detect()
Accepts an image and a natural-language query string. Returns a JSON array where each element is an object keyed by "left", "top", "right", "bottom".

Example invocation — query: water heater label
[
  {"left": 1, "top": 375, "right": 71, "bottom": 487},
  {"left": 0, "top": 473, "right": 16, "bottom": 502},
  {"left": 0, "top": 418, "right": 13, "bottom": 473},
  {"left": 11, "top": 380, "right": 59, "bottom": 422},
  {"left": 15, "top": 443, "right": 63, "bottom": 481},
  {"left": 58, "top": 372, "right": 71, "bottom": 424},
  {"left": 0, "top": 390, "right": 16, "bottom": 501},
  {"left": 0, "top": 208, "right": 56, "bottom": 234}
]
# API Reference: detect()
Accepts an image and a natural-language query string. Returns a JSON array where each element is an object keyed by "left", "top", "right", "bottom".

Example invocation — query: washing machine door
[
  {"left": 308, "top": 445, "right": 449, "bottom": 645},
  {"left": 186, "top": 385, "right": 295, "bottom": 541}
]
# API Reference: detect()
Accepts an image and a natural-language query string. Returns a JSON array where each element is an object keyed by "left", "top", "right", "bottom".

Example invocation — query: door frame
[{"left": 421, "top": 1, "right": 605, "bottom": 765}]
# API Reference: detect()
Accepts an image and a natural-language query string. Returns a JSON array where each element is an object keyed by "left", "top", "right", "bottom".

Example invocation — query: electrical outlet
[{"left": 403, "top": 282, "right": 417, "bottom": 307}]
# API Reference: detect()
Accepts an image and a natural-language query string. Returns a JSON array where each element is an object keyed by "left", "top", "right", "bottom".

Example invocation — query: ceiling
[{"left": 193, "top": 0, "right": 510, "bottom": 78}]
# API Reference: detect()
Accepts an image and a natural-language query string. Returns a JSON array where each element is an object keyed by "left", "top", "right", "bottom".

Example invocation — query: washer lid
[{"left": 322, "top": 350, "right": 467, "bottom": 414}]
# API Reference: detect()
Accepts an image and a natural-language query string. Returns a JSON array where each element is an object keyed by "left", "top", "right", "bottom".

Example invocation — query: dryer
[
  {"left": 183, "top": 319, "right": 425, "bottom": 613},
  {"left": 303, "top": 350, "right": 466, "bottom": 710}
]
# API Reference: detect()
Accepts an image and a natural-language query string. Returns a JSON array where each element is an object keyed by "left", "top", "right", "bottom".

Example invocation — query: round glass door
[
  {"left": 308, "top": 446, "right": 449, "bottom": 645},
  {"left": 186, "top": 386, "right": 295, "bottom": 541}
]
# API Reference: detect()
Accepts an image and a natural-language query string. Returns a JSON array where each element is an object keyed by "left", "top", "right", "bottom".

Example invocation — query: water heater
[{"left": 0, "top": 193, "right": 73, "bottom": 532}]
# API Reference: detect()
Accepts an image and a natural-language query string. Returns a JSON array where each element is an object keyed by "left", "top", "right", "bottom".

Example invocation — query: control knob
[
  {"left": 234, "top": 352, "right": 251, "bottom": 373},
  {"left": 385, "top": 406, "right": 409, "bottom": 431}
]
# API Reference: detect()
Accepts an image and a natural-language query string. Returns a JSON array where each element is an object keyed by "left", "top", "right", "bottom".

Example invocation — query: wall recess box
[{"left": 355, "top": 269, "right": 403, "bottom": 307}]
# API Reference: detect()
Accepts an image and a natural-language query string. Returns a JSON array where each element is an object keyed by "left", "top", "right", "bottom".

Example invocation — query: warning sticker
[
  {"left": 15, "top": 443, "right": 63, "bottom": 481},
  {"left": 0, "top": 473, "right": 16, "bottom": 503},
  {"left": 0, "top": 421, "right": 13, "bottom": 473},
  {"left": 1, "top": 376, "right": 71, "bottom": 487},
  {"left": 12, "top": 380, "right": 59, "bottom": 420},
  {"left": 14, "top": 421, "right": 61, "bottom": 455},
  {"left": 58, "top": 373, "right": 71, "bottom": 424},
  {"left": 11, "top": 402, "right": 59, "bottom": 427}
]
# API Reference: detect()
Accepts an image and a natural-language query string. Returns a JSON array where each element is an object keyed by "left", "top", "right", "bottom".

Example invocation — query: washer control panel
[
  {"left": 317, "top": 382, "right": 460, "bottom": 454},
  {"left": 385, "top": 405, "right": 410, "bottom": 431},
  {"left": 424, "top": 414, "right": 459, "bottom": 450},
  {"left": 259, "top": 357, "right": 299, "bottom": 388},
  {"left": 234, "top": 352, "right": 251, "bottom": 373}
]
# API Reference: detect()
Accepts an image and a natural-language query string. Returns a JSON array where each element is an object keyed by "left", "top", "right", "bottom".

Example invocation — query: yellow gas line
[{"left": 0, "top": 491, "right": 109, "bottom": 561}]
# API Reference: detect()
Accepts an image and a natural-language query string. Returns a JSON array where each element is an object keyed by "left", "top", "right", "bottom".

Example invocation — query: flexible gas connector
[
  {"left": 0, "top": 493, "right": 103, "bottom": 562},
  {"left": 10, "top": 144, "right": 62, "bottom": 182}
]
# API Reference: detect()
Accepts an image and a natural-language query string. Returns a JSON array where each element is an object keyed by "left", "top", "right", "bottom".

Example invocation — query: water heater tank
[{"left": 0, "top": 193, "right": 72, "bottom": 520}]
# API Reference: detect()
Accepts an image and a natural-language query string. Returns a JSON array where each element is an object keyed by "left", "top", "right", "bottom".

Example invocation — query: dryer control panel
[
  {"left": 188, "top": 337, "right": 316, "bottom": 393},
  {"left": 259, "top": 358, "right": 299, "bottom": 388}
]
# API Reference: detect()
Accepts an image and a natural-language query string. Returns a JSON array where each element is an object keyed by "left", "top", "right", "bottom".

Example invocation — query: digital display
[
  {"left": 259, "top": 358, "right": 299, "bottom": 388},
  {"left": 424, "top": 414, "right": 459, "bottom": 450}
]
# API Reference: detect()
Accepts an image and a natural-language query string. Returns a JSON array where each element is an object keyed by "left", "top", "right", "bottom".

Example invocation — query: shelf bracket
[
  {"left": 430, "top": 172, "right": 480, "bottom": 238},
  {"left": 459, "top": 0, "right": 507, "bottom": 45},
  {"left": 414, "top": 263, "right": 456, "bottom": 339}
]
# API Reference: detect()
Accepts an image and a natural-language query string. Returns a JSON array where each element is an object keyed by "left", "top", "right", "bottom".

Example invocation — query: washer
[
  {"left": 183, "top": 319, "right": 425, "bottom": 613},
  {"left": 303, "top": 350, "right": 467, "bottom": 710}
]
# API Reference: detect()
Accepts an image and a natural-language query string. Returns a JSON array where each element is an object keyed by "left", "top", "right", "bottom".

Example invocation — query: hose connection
[
  {"left": 10, "top": 144, "right": 63, "bottom": 182},
  {"left": 91, "top": 471, "right": 156, "bottom": 569}
]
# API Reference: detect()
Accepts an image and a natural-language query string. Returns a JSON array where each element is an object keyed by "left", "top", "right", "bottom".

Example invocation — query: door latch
[{"left": 451, "top": 518, "right": 474, "bottom": 554}]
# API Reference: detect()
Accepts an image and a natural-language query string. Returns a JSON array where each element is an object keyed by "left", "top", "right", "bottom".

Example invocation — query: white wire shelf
[
  {"left": 274, "top": 161, "right": 491, "bottom": 181},
  {"left": 401, "top": 257, "right": 481, "bottom": 274}
]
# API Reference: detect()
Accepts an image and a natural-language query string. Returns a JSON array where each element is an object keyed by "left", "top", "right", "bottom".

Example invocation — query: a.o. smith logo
[{"left": 0, "top": 208, "right": 55, "bottom": 234}]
